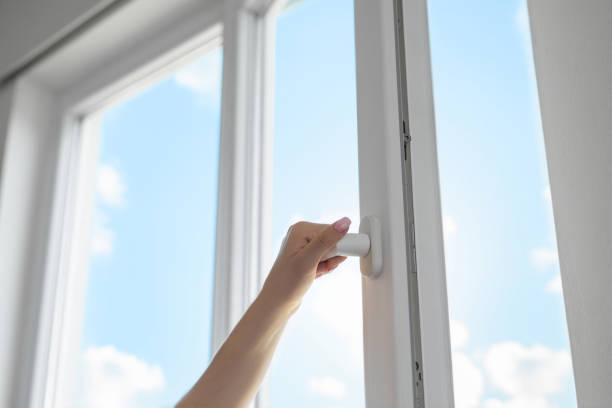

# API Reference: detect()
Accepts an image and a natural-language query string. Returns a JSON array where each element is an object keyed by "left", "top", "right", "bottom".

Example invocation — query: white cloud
[
  {"left": 530, "top": 248, "right": 558, "bottom": 269},
  {"left": 92, "top": 163, "right": 125, "bottom": 257},
  {"left": 447, "top": 322, "right": 572, "bottom": 408},
  {"left": 77, "top": 345, "right": 165, "bottom": 408},
  {"left": 484, "top": 342, "right": 572, "bottom": 398},
  {"left": 90, "top": 210, "right": 115, "bottom": 257},
  {"left": 450, "top": 320, "right": 469, "bottom": 350},
  {"left": 307, "top": 376, "right": 346, "bottom": 399},
  {"left": 97, "top": 164, "right": 126, "bottom": 207},
  {"left": 91, "top": 226, "right": 114, "bottom": 256},
  {"left": 546, "top": 274, "right": 563, "bottom": 294},
  {"left": 174, "top": 48, "right": 222, "bottom": 107},
  {"left": 448, "top": 321, "right": 483, "bottom": 408},
  {"left": 453, "top": 352, "right": 484, "bottom": 408}
]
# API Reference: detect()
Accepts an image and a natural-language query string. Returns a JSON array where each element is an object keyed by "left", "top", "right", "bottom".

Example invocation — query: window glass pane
[
  {"left": 426, "top": 1, "right": 577, "bottom": 407},
  {"left": 73, "top": 47, "right": 222, "bottom": 407},
  {"left": 268, "top": 0, "right": 365, "bottom": 407}
]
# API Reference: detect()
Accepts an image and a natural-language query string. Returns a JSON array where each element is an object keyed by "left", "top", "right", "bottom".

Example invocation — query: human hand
[{"left": 260, "top": 217, "right": 351, "bottom": 315}]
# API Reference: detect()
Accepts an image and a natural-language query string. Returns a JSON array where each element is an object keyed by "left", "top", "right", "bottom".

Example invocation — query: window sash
[{"left": 354, "top": 0, "right": 454, "bottom": 406}]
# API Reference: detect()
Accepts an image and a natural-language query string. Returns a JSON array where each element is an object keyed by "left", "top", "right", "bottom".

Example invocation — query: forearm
[
  {"left": 177, "top": 218, "right": 350, "bottom": 408},
  {"left": 177, "top": 290, "right": 294, "bottom": 408}
]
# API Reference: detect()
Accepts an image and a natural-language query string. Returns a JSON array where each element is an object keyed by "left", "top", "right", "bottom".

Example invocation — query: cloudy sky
[{"left": 73, "top": 0, "right": 576, "bottom": 407}]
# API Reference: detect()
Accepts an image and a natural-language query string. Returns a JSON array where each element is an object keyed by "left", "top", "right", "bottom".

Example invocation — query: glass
[
  {"left": 72, "top": 47, "right": 222, "bottom": 407},
  {"left": 267, "top": 0, "right": 365, "bottom": 407},
  {"left": 426, "top": 1, "right": 577, "bottom": 407}
]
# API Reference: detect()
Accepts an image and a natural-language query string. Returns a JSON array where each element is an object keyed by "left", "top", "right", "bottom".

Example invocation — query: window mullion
[{"left": 211, "top": 0, "right": 273, "bottom": 356}]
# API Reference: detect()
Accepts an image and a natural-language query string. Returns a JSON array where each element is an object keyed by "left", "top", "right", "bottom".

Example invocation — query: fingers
[
  {"left": 316, "top": 255, "right": 347, "bottom": 273},
  {"left": 316, "top": 256, "right": 347, "bottom": 278},
  {"left": 303, "top": 217, "right": 351, "bottom": 263},
  {"left": 284, "top": 221, "right": 325, "bottom": 250}
]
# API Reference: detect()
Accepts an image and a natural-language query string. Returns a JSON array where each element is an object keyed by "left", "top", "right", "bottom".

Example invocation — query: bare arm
[{"left": 176, "top": 217, "right": 351, "bottom": 408}]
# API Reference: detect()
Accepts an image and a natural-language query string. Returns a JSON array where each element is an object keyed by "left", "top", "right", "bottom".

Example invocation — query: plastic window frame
[{"left": 4, "top": 5, "right": 228, "bottom": 408}]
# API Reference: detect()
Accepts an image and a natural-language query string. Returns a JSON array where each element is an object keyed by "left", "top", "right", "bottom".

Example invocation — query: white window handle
[
  {"left": 322, "top": 215, "right": 383, "bottom": 278},
  {"left": 322, "top": 233, "right": 370, "bottom": 260}
]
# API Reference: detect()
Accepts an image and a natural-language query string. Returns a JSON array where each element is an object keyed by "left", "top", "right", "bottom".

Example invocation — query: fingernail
[{"left": 333, "top": 217, "right": 351, "bottom": 233}]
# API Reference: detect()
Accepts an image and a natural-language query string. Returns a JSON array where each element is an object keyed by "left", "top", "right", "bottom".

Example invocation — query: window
[
  {"left": 7, "top": 0, "right": 578, "bottom": 406},
  {"left": 70, "top": 47, "right": 222, "bottom": 407},
  {"left": 426, "top": 1, "right": 577, "bottom": 407},
  {"left": 267, "top": 0, "right": 365, "bottom": 406}
]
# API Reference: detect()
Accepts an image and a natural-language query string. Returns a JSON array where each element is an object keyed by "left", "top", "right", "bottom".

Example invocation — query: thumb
[{"left": 303, "top": 217, "right": 351, "bottom": 262}]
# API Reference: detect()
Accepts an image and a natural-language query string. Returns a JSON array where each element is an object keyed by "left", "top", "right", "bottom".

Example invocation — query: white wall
[
  {"left": 528, "top": 1, "right": 612, "bottom": 406},
  {"left": 0, "top": 0, "right": 118, "bottom": 80}
]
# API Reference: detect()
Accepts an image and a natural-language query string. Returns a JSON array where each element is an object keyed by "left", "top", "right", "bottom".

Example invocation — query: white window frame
[
  {"left": 6, "top": 3, "right": 228, "bottom": 407},
  {"left": 0, "top": 0, "right": 455, "bottom": 407},
  {"left": 354, "top": 0, "right": 453, "bottom": 406}
]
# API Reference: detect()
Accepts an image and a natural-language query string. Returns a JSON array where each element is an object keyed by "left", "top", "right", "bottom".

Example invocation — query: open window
[
  {"left": 0, "top": 0, "right": 578, "bottom": 407},
  {"left": 425, "top": 1, "right": 576, "bottom": 406}
]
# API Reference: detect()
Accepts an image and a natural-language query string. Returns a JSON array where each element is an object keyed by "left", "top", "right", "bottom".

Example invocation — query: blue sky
[{"left": 73, "top": 1, "right": 576, "bottom": 407}]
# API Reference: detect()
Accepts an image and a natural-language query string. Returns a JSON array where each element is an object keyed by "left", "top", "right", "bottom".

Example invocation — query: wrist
[{"left": 256, "top": 285, "right": 301, "bottom": 321}]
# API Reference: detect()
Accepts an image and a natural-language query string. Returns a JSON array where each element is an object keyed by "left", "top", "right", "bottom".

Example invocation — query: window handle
[
  {"left": 322, "top": 233, "right": 370, "bottom": 259},
  {"left": 322, "top": 216, "right": 383, "bottom": 278}
]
